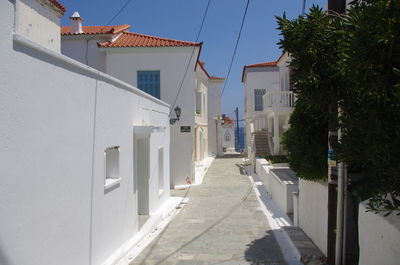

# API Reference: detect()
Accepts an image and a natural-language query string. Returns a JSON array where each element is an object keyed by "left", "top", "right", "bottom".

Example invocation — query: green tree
[{"left": 277, "top": 6, "right": 344, "bottom": 181}]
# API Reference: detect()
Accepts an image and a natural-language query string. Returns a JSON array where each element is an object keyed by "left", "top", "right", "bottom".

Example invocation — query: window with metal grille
[
  {"left": 137, "top": 71, "right": 160, "bottom": 99},
  {"left": 254, "top": 89, "right": 266, "bottom": 111}
]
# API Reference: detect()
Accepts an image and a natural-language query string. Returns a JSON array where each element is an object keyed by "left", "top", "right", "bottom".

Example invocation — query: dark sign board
[{"left": 180, "top": 126, "right": 191, "bottom": 133}]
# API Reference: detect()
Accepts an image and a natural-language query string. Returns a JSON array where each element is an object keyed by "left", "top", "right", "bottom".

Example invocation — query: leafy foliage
[
  {"left": 337, "top": 0, "right": 400, "bottom": 214},
  {"left": 277, "top": 0, "right": 400, "bottom": 213},
  {"left": 264, "top": 155, "right": 289, "bottom": 164},
  {"left": 276, "top": 6, "right": 344, "bottom": 181}
]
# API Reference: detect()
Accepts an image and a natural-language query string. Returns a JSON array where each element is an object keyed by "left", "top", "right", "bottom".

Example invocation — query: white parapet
[{"left": 358, "top": 199, "right": 400, "bottom": 265}]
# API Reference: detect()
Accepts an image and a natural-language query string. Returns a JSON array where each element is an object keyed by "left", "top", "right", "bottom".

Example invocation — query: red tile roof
[
  {"left": 61, "top": 25, "right": 130, "bottom": 35},
  {"left": 50, "top": 0, "right": 66, "bottom": 13},
  {"left": 209, "top": 76, "right": 225, "bottom": 80},
  {"left": 97, "top": 31, "right": 202, "bottom": 48},
  {"left": 242, "top": 60, "right": 278, "bottom": 82},
  {"left": 244, "top": 61, "right": 278, "bottom": 68}
]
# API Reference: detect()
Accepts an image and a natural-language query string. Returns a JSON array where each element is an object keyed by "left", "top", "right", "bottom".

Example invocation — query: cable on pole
[
  {"left": 169, "top": 0, "right": 212, "bottom": 117},
  {"left": 220, "top": 0, "right": 250, "bottom": 97}
]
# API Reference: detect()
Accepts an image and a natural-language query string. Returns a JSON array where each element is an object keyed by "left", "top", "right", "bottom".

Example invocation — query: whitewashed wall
[
  {"left": 243, "top": 68, "right": 279, "bottom": 152},
  {"left": 207, "top": 80, "right": 222, "bottom": 155},
  {"left": 0, "top": 2, "right": 170, "bottom": 265},
  {"left": 105, "top": 49, "right": 198, "bottom": 185},
  {"left": 17, "top": 0, "right": 62, "bottom": 52},
  {"left": 222, "top": 126, "right": 235, "bottom": 150},
  {"left": 61, "top": 37, "right": 108, "bottom": 73},
  {"left": 298, "top": 179, "right": 329, "bottom": 255},
  {"left": 358, "top": 200, "right": 400, "bottom": 265}
]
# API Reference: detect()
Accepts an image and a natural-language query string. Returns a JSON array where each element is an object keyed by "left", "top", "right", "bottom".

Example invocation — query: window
[
  {"left": 225, "top": 131, "right": 231, "bottom": 142},
  {"left": 137, "top": 71, "right": 160, "bottom": 99},
  {"left": 196, "top": 91, "right": 202, "bottom": 115},
  {"left": 254, "top": 89, "right": 266, "bottom": 111},
  {"left": 158, "top": 147, "right": 164, "bottom": 196},
  {"left": 104, "top": 146, "right": 120, "bottom": 189}
]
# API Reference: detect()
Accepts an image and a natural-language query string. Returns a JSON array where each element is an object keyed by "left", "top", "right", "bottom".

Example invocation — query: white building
[
  {"left": 263, "top": 52, "right": 295, "bottom": 155},
  {"left": 242, "top": 53, "right": 295, "bottom": 163},
  {"left": 207, "top": 73, "right": 225, "bottom": 156},
  {"left": 0, "top": 1, "right": 172, "bottom": 264},
  {"left": 221, "top": 121, "right": 235, "bottom": 152},
  {"left": 61, "top": 14, "right": 215, "bottom": 187},
  {"left": 242, "top": 60, "right": 279, "bottom": 162}
]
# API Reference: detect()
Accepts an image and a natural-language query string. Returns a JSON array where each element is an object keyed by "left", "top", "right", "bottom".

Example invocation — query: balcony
[{"left": 264, "top": 91, "right": 296, "bottom": 112}]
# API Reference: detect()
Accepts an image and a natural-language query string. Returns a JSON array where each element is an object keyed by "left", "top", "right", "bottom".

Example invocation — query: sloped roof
[
  {"left": 97, "top": 31, "right": 202, "bottom": 48},
  {"left": 50, "top": 0, "right": 66, "bottom": 13},
  {"left": 209, "top": 76, "right": 225, "bottom": 80},
  {"left": 61, "top": 24, "right": 130, "bottom": 35},
  {"left": 197, "top": 61, "right": 210, "bottom": 78},
  {"left": 242, "top": 60, "right": 278, "bottom": 82}
]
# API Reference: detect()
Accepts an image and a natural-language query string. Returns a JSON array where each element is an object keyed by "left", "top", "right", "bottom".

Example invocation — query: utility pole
[
  {"left": 235, "top": 107, "right": 240, "bottom": 152},
  {"left": 326, "top": 1, "right": 347, "bottom": 265}
]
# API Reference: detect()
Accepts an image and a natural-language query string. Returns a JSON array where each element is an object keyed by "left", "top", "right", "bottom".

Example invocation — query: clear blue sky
[{"left": 60, "top": 0, "right": 325, "bottom": 123}]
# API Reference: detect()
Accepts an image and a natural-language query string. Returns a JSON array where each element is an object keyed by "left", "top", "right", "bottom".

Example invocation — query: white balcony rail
[{"left": 264, "top": 91, "right": 296, "bottom": 109}]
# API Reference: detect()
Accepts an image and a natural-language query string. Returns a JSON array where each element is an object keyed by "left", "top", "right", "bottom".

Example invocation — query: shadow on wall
[
  {"left": 0, "top": 241, "right": 11, "bottom": 265},
  {"left": 244, "top": 230, "right": 286, "bottom": 265}
]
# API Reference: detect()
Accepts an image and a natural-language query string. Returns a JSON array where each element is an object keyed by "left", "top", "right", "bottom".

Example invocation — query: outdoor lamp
[
  {"left": 175, "top": 106, "right": 181, "bottom": 119},
  {"left": 170, "top": 106, "right": 181, "bottom": 124}
]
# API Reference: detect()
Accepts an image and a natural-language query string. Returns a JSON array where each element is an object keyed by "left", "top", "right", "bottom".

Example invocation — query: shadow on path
[{"left": 244, "top": 231, "right": 286, "bottom": 265}]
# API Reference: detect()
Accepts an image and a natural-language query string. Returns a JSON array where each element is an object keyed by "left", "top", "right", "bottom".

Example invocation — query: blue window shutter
[{"left": 137, "top": 71, "right": 160, "bottom": 99}]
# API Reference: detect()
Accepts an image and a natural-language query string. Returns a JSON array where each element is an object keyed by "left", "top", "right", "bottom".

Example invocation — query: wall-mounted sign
[{"left": 180, "top": 126, "right": 191, "bottom": 133}]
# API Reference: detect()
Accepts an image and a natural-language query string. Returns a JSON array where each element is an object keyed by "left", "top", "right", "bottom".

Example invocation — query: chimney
[{"left": 70, "top": 11, "right": 83, "bottom": 34}]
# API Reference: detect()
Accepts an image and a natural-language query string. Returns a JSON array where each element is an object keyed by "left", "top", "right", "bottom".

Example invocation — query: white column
[{"left": 273, "top": 113, "right": 280, "bottom": 155}]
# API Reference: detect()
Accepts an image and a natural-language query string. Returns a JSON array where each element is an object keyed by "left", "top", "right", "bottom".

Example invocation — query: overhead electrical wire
[
  {"left": 169, "top": 0, "right": 212, "bottom": 117},
  {"left": 220, "top": 0, "right": 250, "bottom": 97}
]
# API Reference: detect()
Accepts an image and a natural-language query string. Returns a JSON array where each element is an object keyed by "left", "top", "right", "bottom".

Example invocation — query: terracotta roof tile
[
  {"left": 97, "top": 31, "right": 201, "bottom": 48},
  {"left": 50, "top": 0, "right": 66, "bottom": 13},
  {"left": 244, "top": 61, "right": 278, "bottom": 68},
  {"left": 242, "top": 60, "right": 278, "bottom": 82},
  {"left": 61, "top": 24, "right": 130, "bottom": 35}
]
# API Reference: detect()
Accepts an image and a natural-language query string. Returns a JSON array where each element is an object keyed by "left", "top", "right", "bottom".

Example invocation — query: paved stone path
[{"left": 131, "top": 155, "right": 287, "bottom": 265}]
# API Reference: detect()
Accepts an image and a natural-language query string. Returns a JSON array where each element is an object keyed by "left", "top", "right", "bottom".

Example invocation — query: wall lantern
[{"left": 170, "top": 106, "right": 181, "bottom": 125}]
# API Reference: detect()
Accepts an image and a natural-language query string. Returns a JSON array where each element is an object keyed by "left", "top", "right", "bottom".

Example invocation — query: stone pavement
[{"left": 130, "top": 155, "right": 288, "bottom": 265}]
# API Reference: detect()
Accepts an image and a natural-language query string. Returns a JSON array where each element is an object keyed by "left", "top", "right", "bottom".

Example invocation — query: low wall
[
  {"left": 298, "top": 179, "right": 329, "bottom": 256},
  {"left": 255, "top": 158, "right": 269, "bottom": 176},
  {"left": 358, "top": 200, "right": 400, "bottom": 265},
  {"left": 256, "top": 160, "right": 298, "bottom": 214}
]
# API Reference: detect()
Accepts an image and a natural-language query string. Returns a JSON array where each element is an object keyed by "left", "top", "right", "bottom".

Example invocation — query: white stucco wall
[
  {"left": 207, "top": 80, "right": 223, "bottom": 156},
  {"left": 170, "top": 125, "right": 194, "bottom": 186},
  {"left": 105, "top": 48, "right": 198, "bottom": 185},
  {"left": 277, "top": 52, "right": 291, "bottom": 92},
  {"left": 0, "top": 2, "right": 170, "bottom": 265},
  {"left": 298, "top": 179, "right": 329, "bottom": 255},
  {"left": 358, "top": 200, "right": 400, "bottom": 265},
  {"left": 61, "top": 36, "right": 201, "bottom": 186},
  {"left": 222, "top": 125, "right": 235, "bottom": 150},
  {"left": 17, "top": 0, "right": 62, "bottom": 52},
  {"left": 61, "top": 37, "right": 108, "bottom": 73},
  {"left": 243, "top": 68, "right": 279, "bottom": 151},
  {"left": 105, "top": 48, "right": 197, "bottom": 125}
]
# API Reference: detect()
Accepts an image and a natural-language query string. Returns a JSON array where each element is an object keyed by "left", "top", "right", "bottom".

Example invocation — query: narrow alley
[{"left": 131, "top": 155, "right": 287, "bottom": 265}]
